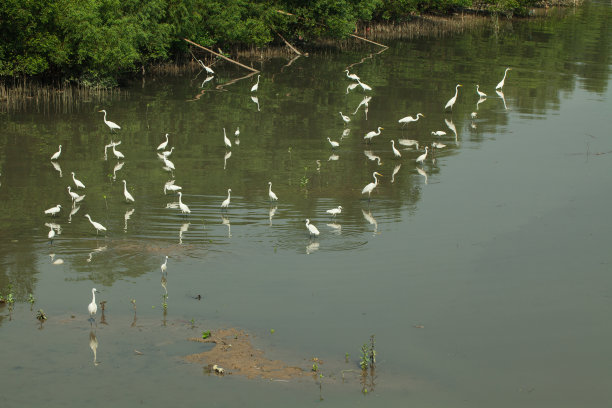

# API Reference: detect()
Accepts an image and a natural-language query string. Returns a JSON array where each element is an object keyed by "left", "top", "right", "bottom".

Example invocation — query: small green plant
[
  {"left": 270, "top": 328, "right": 275, "bottom": 334},
  {"left": 130, "top": 299, "right": 136, "bottom": 311},
  {"left": 300, "top": 167, "right": 309, "bottom": 188},
  {"left": 312, "top": 362, "right": 318, "bottom": 372},
  {"left": 360, "top": 343, "right": 369, "bottom": 370},
  {"left": 202, "top": 330, "right": 211, "bottom": 339},
  {"left": 28, "top": 293, "right": 35, "bottom": 305},
  {"left": 345, "top": 352, "right": 350, "bottom": 363},
  {"left": 190, "top": 318, "right": 195, "bottom": 328},
  {"left": 6, "top": 293, "right": 15, "bottom": 310},
  {"left": 103, "top": 195, "right": 108, "bottom": 209},
  {"left": 161, "top": 294, "right": 168, "bottom": 310}
]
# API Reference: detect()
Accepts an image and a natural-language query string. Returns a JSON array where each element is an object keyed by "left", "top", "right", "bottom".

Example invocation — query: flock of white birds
[{"left": 43, "top": 66, "right": 512, "bottom": 245}]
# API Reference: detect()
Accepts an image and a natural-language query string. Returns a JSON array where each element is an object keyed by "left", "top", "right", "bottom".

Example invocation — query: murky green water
[{"left": 2, "top": 2, "right": 612, "bottom": 406}]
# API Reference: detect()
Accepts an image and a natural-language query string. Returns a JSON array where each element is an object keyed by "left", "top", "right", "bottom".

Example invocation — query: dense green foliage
[{"left": 0, "top": 0, "right": 543, "bottom": 80}]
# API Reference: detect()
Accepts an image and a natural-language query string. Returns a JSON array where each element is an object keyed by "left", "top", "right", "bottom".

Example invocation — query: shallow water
[{"left": 1, "top": 2, "right": 612, "bottom": 406}]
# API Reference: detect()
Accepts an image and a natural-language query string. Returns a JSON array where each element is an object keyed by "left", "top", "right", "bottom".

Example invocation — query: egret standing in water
[
  {"left": 416, "top": 146, "right": 429, "bottom": 165},
  {"left": 221, "top": 188, "right": 232, "bottom": 210},
  {"left": 476, "top": 85, "right": 487, "bottom": 98},
  {"left": 496, "top": 68, "right": 512, "bottom": 91},
  {"left": 161, "top": 256, "right": 168, "bottom": 274},
  {"left": 344, "top": 69, "right": 360, "bottom": 82},
  {"left": 326, "top": 206, "right": 343, "bottom": 218},
  {"left": 445, "top": 84, "right": 462, "bottom": 112},
  {"left": 362, "top": 172, "right": 383, "bottom": 200},
  {"left": 71, "top": 172, "right": 86, "bottom": 189},
  {"left": 157, "top": 134, "right": 169, "bottom": 151},
  {"left": 391, "top": 140, "right": 401, "bottom": 158},
  {"left": 44, "top": 204, "right": 62, "bottom": 217},
  {"left": 67, "top": 186, "right": 80, "bottom": 201},
  {"left": 327, "top": 137, "right": 340, "bottom": 149},
  {"left": 398, "top": 113, "right": 424, "bottom": 127},
  {"left": 84, "top": 214, "right": 107, "bottom": 235},
  {"left": 88, "top": 288, "right": 100, "bottom": 321},
  {"left": 268, "top": 182, "right": 278, "bottom": 202},
  {"left": 223, "top": 128, "right": 232, "bottom": 149},
  {"left": 357, "top": 79, "right": 372, "bottom": 91},
  {"left": 98, "top": 110, "right": 121, "bottom": 132},
  {"left": 177, "top": 192, "right": 190, "bottom": 215},
  {"left": 305, "top": 219, "right": 320, "bottom": 238},
  {"left": 51, "top": 145, "right": 62, "bottom": 160},
  {"left": 112, "top": 143, "right": 125, "bottom": 159},
  {"left": 339, "top": 112, "right": 350, "bottom": 125},
  {"left": 48, "top": 225, "right": 55, "bottom": 242},
  {"left": 364, "top": 127, "right": 383, "bottom": 144},
  {"left": 122, "top": 180, "right": 135, "bottom": 203},
  {"left": 251, "top": 75, "right": 261, "bottom": 92}
]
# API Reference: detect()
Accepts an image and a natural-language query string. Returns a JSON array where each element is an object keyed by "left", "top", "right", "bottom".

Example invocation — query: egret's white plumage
[
  {"left": 51, "top": 145, "right": 62, "bottom": 160},
  {"left": 476, "top": 85, "right": 487, "bottom": 98},
  {"left": 364, "top": 127, "right": 383, "bottom": 143},
  {"left": 197, "top": 59, "right": 214, "bottom": 75},
  {"left": 48, "top": 225, "right": 55, "bottom": 240},
  {"left": 357, "top": 79, "right": 372, "bottom": 91},
  {"left": 391, "top": 140, "right": 401, "bottom": 158},
  {"left": 235, "top": 127, "right": 240, "bottom": 137},
  {"left": 339, "top": 112, "right": 350, "bottom": 124},
  {"left": 98, "top": 110, "right": 121, "bottom": 132},
  {"left": 223, "top": 128, "right": 231, "bottom": 149},
  {"left": 221, "top": 188, "right": 232, "bottom": 209},
  {"left": 305, "top": 219, "right": 320, "bottom": 237},
  {"left": 88, "top": 288, "right": 100, "bottom": 318},
  {"left": 496, "top": 68, "right": 512, "bottom": 90},
  {"left": 344, "top": 69, "right": 360, "bottom": 82},
  {"left": 251, "top": 75, "right": 260, "bottom": 92},
  {"left": 398, "top": 139, "right": 419, "bottom": 149},
  {"left": 432, "top": 142, "right": 447, "bottom": 149},
  {"left": 268, "top": 182, "right": 278, "bottom": 202},
  {"left": 326, "top": 206, "right": 343, "bottom": 217},
  {"left": 362, "top": 172, "right": 382, "bottom": 199},
  {"left": 112, "top": 143, "right": 124, "bottom": 159},
  {"left": 327, "top": 137, "right": 339, "bottom": 149},
  {"left": 122, "top": 180, "right": 135, "bottom": 203},
  {"left": 431, "top": 131, "right": 447, "bottom": 137},
  {"left": 71, "top": 172, "right": 85, "bottom": 189},
  {"left": 84, "top": 214, "right": 107, "bottom": 234},
  {"left": 157, "top": 134, "right": 169, "bottom": 151},
  {"left": 161, "top": 147, "right": 174, "bottom": 158},
  {"left": 445, "top": 84, "right": 462, "bottom": 111},
  {"left": 67, "top": 186, "right": 79, "bottom": 201},
  {"left": 416, "top": 146, "right": 429, "bottom": 165},
  {"left": 398, "top": 113, "right": 424, "bottom": 126},
  {"left": 161, "top": 255, "right": 168, "bottom": 274},
  {"left": 44, "top": 204, "right": 62, "bottom": 216},
  {"left": 177, "top": 192, "right": 190, "bottom": 215}
]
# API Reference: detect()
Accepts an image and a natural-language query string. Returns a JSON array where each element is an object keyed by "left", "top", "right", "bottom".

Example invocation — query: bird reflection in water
[
  {"left": 416, "top": 166, "right": 428, "bottom": 185},
  {"left": 346, "top": 82, "right": 358, "bottom": 94},
  {"left": 179, "top": 222, "right": 190, "bottom": 244},
  {"left": 445, "top": 118, "right": 458, "bottom": 144},
  {"left": 328, "top": 154, "right": 339, "bottom": 161},
  {"left": 306, "top": 241, "right": 320, "bottom": 254},
  {"left": 124, "top": 208, "right": 135, "bottom": 231},
  {"left": 113, "top": 161, "right": 124, "bottom": 180},
  {"left": 476, "top": 96, "right": 486, "bottom": 110},
  {"left": 51, "top": 161, "right": 63, "bottom": 177},
  {"left": 89, "top": 330, "right": 100, "bottom": 366},
  {"left": 224, "top": 151, "right": 232, "bottom": 170},
  {"left": 221, "top": 216, "right": 231, "bottom": 237},
  {"left": 86, "top": 245, "right": 107, "bottom": 263},
  {"left": 69, "top": 204, "right": 81, "bottom": 223},
  {"left": 251, "top": 96, "right": 260, "bottom": 111},
  {"left": 496, "top": 90, "right": 508, "bottom": 110},
  {"left": 364, "top": 150, "right": 382, "bottom": 166},
  {"left": 391, "top": 164, "right": 401, "bottom": 183},
  {"left": 327, "top": 223, "right": 342, "bottom": 235},
  {"left": 269, "top": 206, "right": 277, "bottom": 226},
  {"left": 362, "top": 209, "right": 378, "bottom": 235},
  {"left": 353, "top": 96, "right": 371, "bottom": 116},
  {"left": 341, "top": 128, "right": 350, "bottom": 140}
]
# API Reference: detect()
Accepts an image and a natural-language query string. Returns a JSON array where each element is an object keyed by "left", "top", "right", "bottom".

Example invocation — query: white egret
[
  {"left": 362, "top": 172, "right": 383, "bottom": 200},
  {"left": 51, "top": 145, "right": 62, "bottom": 160},
  {"left": 496, "top": 68, "right": 512, "bottom": 90},
  {"left": 177, "top": 192, "right": 191, "bottom": 215},
  {"left": 48, "top": 225, "right": 55, "bottom": 240},
  {"left": 221, "top": 188, "right": 232, "bottom": 210},
  {"left": 164, "top": 180, "right": 182, "bottom": 194},
  {"left": 339, "top": 112, "right": 350, "bottom": 124},
  {"left": 98, "top": 110, "right": 121, "bottom": 132},
  {"left": 357, "top": 79, "right": 372, "bottom": 91},
  {"left": 84, "top": 214, "right": 107, "bottom": 235},
  {"left": 268, "top": 182, "right": 278, "bottom": 202},
  {"left": 391, "top": 140, "right": 401, "bottom": 158},
  {"left": 432, "top": 142, "right": 447, "bottom": 149},
  {"left": 197, "top": 59, "right": 214, "bottom": 75},
  {"left": 163, "top": 157, "right": 175, "bottom": 171},
  {"left": 364, "top": 150, "right": 382, "bottom": 166},
  {"left": 471, "top": 112, "right": 478, "bottom": 119},
  {"left": 445, "top": 84, "right": 462, "bottom": 112},
  {"left": 251, "top": 74, "right": 260, "bottom": 92},
  {"left": 161, "top": 256, "right": 168, "bottom": 274},
  {"left": 416, "top": 146, "right": 429, "bottom": 165},
  {"left": 157, "top": 134, "right": 169, "bottom": 151},
  {"left": 223, "top": 128, "right": 232, "bottom": 149},
  {"left": 391, "top": 164, "right": 401, "bottom": 183},
  {"left": 71, "top": 172, "right": 85, "bottom": 189},
  {"left": 88, "top": 288, "right": 100, "bottom": 319},
  {"left": 431, "top": 131, "right": 447, "bottom": 137},
  {"left": 44, "top": 204, "right": 62, "bottom": 217},
  {"left": 398, "top": 139, "right": 419, "bottom": 149},
  {"left": 161, "top": 147, "right": 174, "bottom": 158},
  {"left": 344, "top": 69, "right": 360, "bottom": 82},
  {"left": 112, "top": 143, "right": 124, "bottom": 159},
  {"left": 122, "top": 180, "right": 135, "bottom": 203},
  {"left": 364, "top": 127, "right": 383, "bottom": 143},
  {"left": 398, "top": 113, "right": 424, "bottom": 126},
  {"left": 67, "top": 186, "right": 79, "bottom": 201},
  {"left": 476, "top": 85, "right": 487, "bottom": 98},
  {"left": 305, "top": 219, "right": 320, "bottom": 237},
  {"left": 326, "top": 206, "right": 343, "bottom": 217},
  {"left": 327, "top": 137, "right": 339, "bottom": 149}
]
